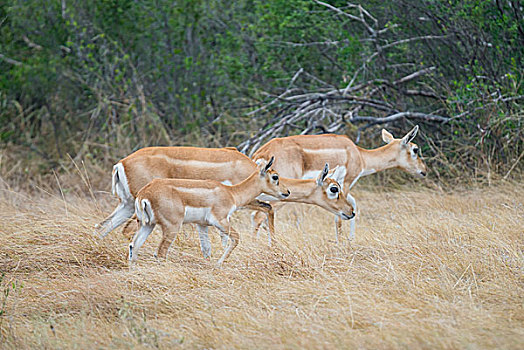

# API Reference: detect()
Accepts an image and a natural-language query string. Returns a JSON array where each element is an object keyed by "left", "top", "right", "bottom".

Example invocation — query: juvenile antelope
[
  {"left": 256, "top": 164, "right": 355, "bottom": 243},
  {"left": 129, "top": 157, "right": 289, "bottom": 265},
  {"left": 251, "top": 125, "right": 427, "bottom": 242}
]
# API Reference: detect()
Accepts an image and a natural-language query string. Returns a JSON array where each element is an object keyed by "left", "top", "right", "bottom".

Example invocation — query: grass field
[{"left": 0, "top": 181, "right": 523, "bottom": 349}]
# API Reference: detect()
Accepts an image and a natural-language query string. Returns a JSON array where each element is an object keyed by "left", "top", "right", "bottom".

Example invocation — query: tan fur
[
  {"left": 95, "top": 147, "right": 258, "bottom": 238},
  {"left": 252, "top": 168, "right": 355, "bottom": 239},
  {"left": 97, "top": 146, "right": 358, "bottom": 242},
  {"left": 280, "top": 177, "right": 354, "bottom": 218},
  {"left": 251, "top": 126, "right": 427, "bottom": 240},
  {"left": 130, "top": 160, "right": 289, "bottom": 265},
  {"left": 121, "top": 147, "right": 256, "bottom": 196},
  {"left": 252, "top": 130, "right": 427, "bottom": 185}
]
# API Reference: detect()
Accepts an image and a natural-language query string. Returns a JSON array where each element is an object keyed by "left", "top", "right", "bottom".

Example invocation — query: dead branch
[
  {"left": 0, "top": 54, "right": 23, "bottom": 66},
  {"left": 247, "top": 68, "right": 304, "bottom": 117},
  {"left": 236, "top": 1, "right": 521, "bottom": 158},
  {"left": 350, "top": 111, "right": 450, "bottom": 124},
  {"left": 237, "top": 64, "right": 453, "bottom": 155},
  {"left": 23, "top": 36, "right": 43, "bottom": 50}
]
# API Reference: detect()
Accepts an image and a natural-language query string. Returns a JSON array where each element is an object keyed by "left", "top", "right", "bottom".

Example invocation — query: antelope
[
  {"left": 95, "top": 146, "right": 355, "bottom": 247},
  {"left": 254, "top": 163, "right": 355, "bottom": 245},
  {"left": 129, "top": 157, "right": 289, "bottom": 265},
  {"left": 95, "top": 147, "right": 266, "bottom": 239},
  {"left": 251, "top": 125, "right": 427, "bottom": 242}
]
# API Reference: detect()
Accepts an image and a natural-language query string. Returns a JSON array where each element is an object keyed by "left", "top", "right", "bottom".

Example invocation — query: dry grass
[{"left": 0, "top": 179, "right": 523, "bottom": 349}]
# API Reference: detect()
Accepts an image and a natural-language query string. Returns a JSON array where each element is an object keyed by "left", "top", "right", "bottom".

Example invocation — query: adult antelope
[
  {"left": 251, "top": 125, "right": 427, "bottom": 242},
  {"left": 95, "top": 147, "right": 263, "bottom": 238},
  {"left": 129, "top": 157, "right": 289, "bottom": 265},
  {"left": 95, "top": 146, "right": 354, "bottom": 246}
]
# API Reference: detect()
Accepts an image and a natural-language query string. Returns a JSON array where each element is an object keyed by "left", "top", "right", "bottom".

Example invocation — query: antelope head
[
  {"left": 315, "top": 164, "right": 355, "bottom": 220},
  {"left": 382, "top": 125, "right": 427, "bottom": 178},
  {"left": 258, "top": 156, "right": 290, "bottom": 199}
]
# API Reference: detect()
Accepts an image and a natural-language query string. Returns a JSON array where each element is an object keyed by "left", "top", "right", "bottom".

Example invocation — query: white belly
[
  {"left": 184, "top": 206, "right": 213, "bottom": 225},
  {"left": 183, "top": 206, "right": 235, "bottom": 226}
]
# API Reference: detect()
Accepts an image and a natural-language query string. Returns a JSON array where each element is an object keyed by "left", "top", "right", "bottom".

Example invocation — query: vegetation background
[
  {"left": 0, "top": 0, "right": 522, "bottom": 186},
  {"left": 0, "top": 1, "right": 523, "bottom": 348}
]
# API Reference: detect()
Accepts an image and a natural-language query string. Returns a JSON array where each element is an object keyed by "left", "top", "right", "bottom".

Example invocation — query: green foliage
[{"left": 0, "top": 0, "right": 522, "bottom": 178}]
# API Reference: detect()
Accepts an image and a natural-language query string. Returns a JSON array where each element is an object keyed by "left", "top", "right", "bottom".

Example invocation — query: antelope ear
[
  {"left": 401, "top": 125, "right": 419, "bottom": 146},
  {"left": 265, "top": 156, "right": 275, "bottom": 171},
  {"left": 328, "top": 165, "right": 346, "bottom": 186},
  {"left": 259, "top": 156, "right": 274, "bottom": 175},
  {"left": 382, "top": 129, "right": 395, "bottom": 144},
  {"left": 316, "top": 163, "right": 329, "bottom": 186}
]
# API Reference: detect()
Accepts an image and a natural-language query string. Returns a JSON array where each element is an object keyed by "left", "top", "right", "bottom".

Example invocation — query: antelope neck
[
  {"left": 229, "top": 171, "right": 265, "bottom": 207},
  {"left": 280, "top": 178, "right": 316, "bottom": 203},
  {"left": 357, "top": 143, "right": 399, "bottom": 173}
]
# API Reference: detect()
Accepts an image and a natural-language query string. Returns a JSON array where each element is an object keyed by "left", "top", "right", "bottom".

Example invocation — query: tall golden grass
[{"left": 0, "top": 175, "right": 523, "bottom": 349}]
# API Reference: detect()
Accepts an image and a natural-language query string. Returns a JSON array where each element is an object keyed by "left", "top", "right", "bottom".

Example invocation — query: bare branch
[
  {"left": 453, "top": 95, "right": 524, "bottom": 119},
  {"left": 61, "top": 0, "right": 67, "bottom": 19},
  {"left": 381, "top": 35, "right": 450, "bottom": 51},
  {"left": 247, "top": 68, "right": 304, "bottom": 116},
  {"left": 23, "top": 36, "right": 43, "bottom": 50},
  {"left": 394, "top": 66, "right": 436, "bottom": 84},
  {"left": 0, "top": 53, "right": 23, "bottom": 66},
  {"left": 350, "top": 111, "right": 450, "bottom": 124},
  {"left": 314, "top": 1, "right": 376, "bottom": 35},
  {"left": 315, "top": 1, "right": 363, "bottom": 23},
  {"left": 267, "top": 40, "right": 349, "bottom": 47},
  {"left": 404, "top": 89, "right": 442, "bottom": 99}
]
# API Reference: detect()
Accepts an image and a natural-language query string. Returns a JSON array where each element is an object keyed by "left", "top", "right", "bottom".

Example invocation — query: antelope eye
[
  {"left": 272, "top": 175, "right": 279, "bottom": 181},
  {"left": 330, "top": 186, "right": 339, "bottom": 193},
  {"left": 413, "top": 148, "right": 419, "bottom": 155}
]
